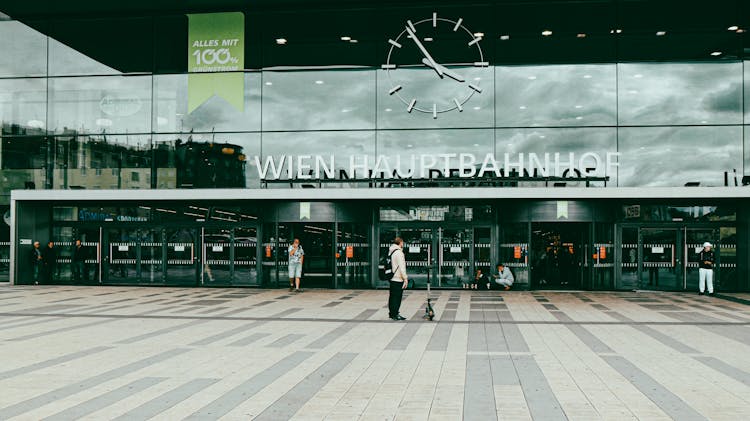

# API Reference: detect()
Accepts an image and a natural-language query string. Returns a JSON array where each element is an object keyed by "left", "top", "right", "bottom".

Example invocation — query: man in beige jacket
[{"left": 388, "top": 237, "right": 408, "bottom": 321}]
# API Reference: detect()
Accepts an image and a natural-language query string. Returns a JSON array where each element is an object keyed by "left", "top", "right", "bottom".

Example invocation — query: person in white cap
[{"left": 698, "top": 242, "right": 715, "bottom": 296}]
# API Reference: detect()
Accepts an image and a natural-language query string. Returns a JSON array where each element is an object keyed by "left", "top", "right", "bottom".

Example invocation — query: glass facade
[{"left": 2, "top": 1, "right": 749, "bottom": 290}]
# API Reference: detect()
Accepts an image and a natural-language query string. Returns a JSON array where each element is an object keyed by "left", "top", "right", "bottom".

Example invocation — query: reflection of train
[{"left": 154, "top": 138, "right": 246, "bottom": 188}]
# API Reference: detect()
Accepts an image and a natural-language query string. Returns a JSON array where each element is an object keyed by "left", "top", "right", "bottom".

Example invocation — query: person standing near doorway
[
  {"left": 698, "top": 242, "right": 715, "bottom": 296},
  {"left": 388, "top": 237, "right": 408, "bottom": 321},
  {"left": 72, "top": 239, "right": 87, "bottom": 282},
  {"left": 41, "top": 241, "right": 57, "bottom": 284},
  {"left": 288, "top": 238, "right": 304, "bottom": 292},
  {"left": 30, "top": 241, "right": 42, "bottom": 284}
]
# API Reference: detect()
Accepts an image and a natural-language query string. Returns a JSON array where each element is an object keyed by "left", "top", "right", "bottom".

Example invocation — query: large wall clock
[{"left": 383, "top": 12, "right": 488, "bottom": 118}]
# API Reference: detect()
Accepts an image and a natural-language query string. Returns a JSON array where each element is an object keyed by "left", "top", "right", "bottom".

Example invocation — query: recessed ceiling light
[
  {"left": 540, "top": 135, "right": 546, "bottom": 139},
  {"left": 633, "top": 74, "right": 643, "bottom": 78},
  {"left": 500, "top": 35, "right": 510, "bottom": 40},
  {"left": 710, "top": 51, "right": 722, "bottom": 56},
  {"left": 737, "top": 29, "right": 746, "bottom": 33},
  {"left": 610, "top": 29, "right": 622, "bottom": 34},
  {"left": 628, "top": 90, "right": 638, "bottom": 94},
  {"left": 575, "top": 116, "right": 583, "bottom": 120},
  {"left": 519, "top": 106, "right": 527, "bottom": 110},
  {"left": 527, "top": 76, "right": 537, "bottom": 80},
  {"left": 728, "top": 25, "right": 739, "bottom": 31},
  {"left": 265, "top": 81, "right": 272, "bottom": 86},
  {"left": 315, "top": 80, "right": 324, "bottom": 84},
  {"left": 583, "top": 74, "right": 592, "bottom": 78},
  {"left": 341, "top": 109, "right": 350, "bottom": 113},
  {"left": 340, "top": 36, "right": 351, "bottom": 41},
  {"left": 473, "top": 32, "right": 484, "bottom": 38},
  {"left": 656, "top": 31, "right": 667, "bottom": 36},
  {"left": 275, "top": 38, "right": 287, "bottom": 44},
  {"left": 407, "top": 144, "right": 413, "bottom": 148},
  {"left": 576, "top": 33, "right": 586, "bottom": 38},
  {"left": 542, "top": 30, "right": 552, "bottom": 36},
  {"left": 424, "top": 37, "right": 433, "bottom": 42},
  {"left": 349, "top": 39, "right": 358, "bottom": 43},
  {"left": 473, "top": 143, "right": 480, "bottom": 147},
  {"left": 385, "top": 108, "right": 392, "bottom": 112},
  {"left": 574, "top": 105, "right": 583, "bottom": 109},
  {"left": 473, "top": 106, "right": 481, "bottom": 110}
]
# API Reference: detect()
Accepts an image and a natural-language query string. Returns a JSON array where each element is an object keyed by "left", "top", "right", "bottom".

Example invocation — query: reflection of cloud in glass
[
  {"left": 262, "top": 70, "right": 376, "bottom": 131},
  {"left": 0, "top": 78, "right": 47, "bottom": 130},
  {"left": 618, "top": 126, "right": 742, "bottom": 187},
  {"left": 618, "top": 63, "right": 742, "bottom": 125},
  {"left": 0, "top": 21, "right": 47, "bottom": 77},
  {"left": 495, "top": 64, "right": 616, "bottom": 127}
]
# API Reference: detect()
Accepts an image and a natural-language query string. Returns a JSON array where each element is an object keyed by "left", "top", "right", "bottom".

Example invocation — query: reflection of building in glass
[{"left": 154, "top": 138, "right": 246, "bottom": 188}]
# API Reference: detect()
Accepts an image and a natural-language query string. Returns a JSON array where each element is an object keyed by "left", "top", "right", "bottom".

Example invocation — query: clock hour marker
[
  {"left": 407, "top": 99, "right": 416, "bottom": 113},
  {"left": 453, "top": 18, "right": 463, "bottom": 32},
  {"left": 453, "top": 98, "right": 463, "bottom": 112},
  {"left": 468, "top": 83, "right": 482, "bottom": 93},
  {"left": 389, "top": 85, "right": 402, "bottom": 94},
  {"left": 474, "top": 61, "right": 489, "bottom": 67},
  {"left": 433, "top": 12, "right": 437, "bottom": 27},
  {"left": 407, "top": 20, "right": 417, "bottom": 33},
  {"left": 382, "top": 64, "right": 396, "bottom": 69},
  {"left": 468, "top": 37, "right": 481, "bottom": 46},
  {"left": 388, "top": 39, "right": 402, "bottom": 48},
  {"left": 433, "top": 103, "right": 437, "bottom": 119}
]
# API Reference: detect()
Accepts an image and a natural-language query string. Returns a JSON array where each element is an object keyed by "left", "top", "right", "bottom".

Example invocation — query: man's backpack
[{"left": 378, "top": 249, "right": 396, "bottom": 281}]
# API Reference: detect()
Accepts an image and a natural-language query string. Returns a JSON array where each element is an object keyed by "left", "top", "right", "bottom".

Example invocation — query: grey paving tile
[
  {"left": 551, "top": 311, "right": 614, "bottom": 354},
  {"left": 0, "top": 348, "right": 189, "bottom": 419},
  {"left": 694, "top": 356, "right": 750, "bottom": 387},
  {"left": 306, "top": 309, "right": 378, "bottom": 350},
  {"left": 464, "top": 354, "right": 497, "bottom": 421},
  {"left": 603, "top": 355, "right": 708, "bottom": 421},
  {"left": 253, "top": 353, "right": 357, "bottom": 421},
  {"left": 112, "top": 378, "right": 220, "bottom": 421},
  {"left": 426, "top": 310, "right": 457, "bottom": 351},
  {"left": 42, "top": 377, "right": 167, "bottom": 421},
  {"left": 268, "top": 333, "right": 305, "bottom": 347},
  {"left": 116, "top": 320, "right": 211, "bottom": 344},
  {"left": 0, "top": 346, "right": 111, "bottom": 380},
  {"left": 227, "top": 332, "right": 271, "bottom": 347},
  {"left": 513, "top": 355, "right": 567, "bottom": 421},
  {"left": 186, "top": 351, "right": 313, "bottom": 419}
]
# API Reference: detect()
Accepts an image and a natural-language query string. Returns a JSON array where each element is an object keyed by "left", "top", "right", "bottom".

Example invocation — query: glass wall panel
[
  {"left": 745, "top": 62, "right": 749, "bottom": 123},
  {"left": 618, "top": 62, "right": 743, "bottom": 125},
  {"left": 495, "top": 64, "right": 616, "bottom": 127},
  {"left": 0, "top": 136, "right": 48, "bottom": 203},
  {"left": 0, "top": 78, "right": 47, "bottom": 135},
  {"left": 262, "top": 69, "right": 375, "bottom": 131},
  {"left": 48, "top": 75, "right": 152, "bottom": 135},
  {"left": 52, "top": 134, "right": 151, "bottom": 190},
  {"left": 376, "top": 129, "right": 493, "bottom": 178},
  {"left": 618, "top": 126, "right": 742, "bottom": 187},
  {"left": 0, "top": 21, "right": 47, "bottom": 77},
  {"left": 153, "top": 132, "right": 260, "bottom": 189},
  {"left": 260, "top": 131, "right": 375, "bottom": 187},
  {"left": 377, "top": 66, "right": 494, "bottom": 129},
  {"left": 153, "top": 72, "right": 262, "bottom": 133},
  {"left": 496, "top": 127, "right": 617, "bottom": 186}
]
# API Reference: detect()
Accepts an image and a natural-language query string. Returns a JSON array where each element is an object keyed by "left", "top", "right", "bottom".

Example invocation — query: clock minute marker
[
  {"left": 433, "top": 103, "right": 437, "bottom": 119},
  {"left": 453, "top": 18, "right": 463, "bottom": 32},
  {"left": 389, "top": 85, "right": 403, "bottom": 95},
  {"left": 407, "top": 99, "right": 417, "bottom": 113},
  {"left": 453, "top": 98, "right": 463, "bottom": 112},
  {"left": 388, "top": 39, "right": 402, "bottom": 48},
  {"left": 433, "top": 12, "right": 437, "bottom": 27},
  {"left": 468, "top": 37, "right": 481, "bottom": 46},
  {"left": 468, "top": 83, "right": 483, "bottom": 93}
]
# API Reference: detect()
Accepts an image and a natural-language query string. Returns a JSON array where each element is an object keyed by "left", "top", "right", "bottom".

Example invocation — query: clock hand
[
  {"left": 421, "top": 58, "right": 465, "bottom": 82},
  {"left": 404, "top": 25, "right": 443, "bottom": 77}
]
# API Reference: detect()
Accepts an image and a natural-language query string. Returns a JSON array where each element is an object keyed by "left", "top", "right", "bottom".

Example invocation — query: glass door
[
  {"left": 640, "top": 228, "right": 681, "bottom": 290},
  {"left": 435, "top": 227, "right": 472, "bottom": 288},
  {"left": 336, "top": 223, "right": 370, "bottom": 288},
  {"left": 379, "top": 226, "right": 432, "bottom": 288},
  {"left": 165, "top": 228, "right": 198, "bottom": 286},
  {"left": 202, "top": 226, "right": 259, "bottom": 286},
  {"left": 531, "top": 223, "right": 588, "bottom": 289},
  {"left": 684, "top": 228, "right": 718, "bottom": 292}
]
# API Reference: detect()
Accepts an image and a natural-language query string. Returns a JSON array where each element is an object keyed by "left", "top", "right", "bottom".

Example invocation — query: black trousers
[{"left": 388, "top": 281, "right": 404, "bottom": 318}]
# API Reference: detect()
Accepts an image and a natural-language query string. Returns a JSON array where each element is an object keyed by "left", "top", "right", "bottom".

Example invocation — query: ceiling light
[
  {"left": 540, "top": 135, "right": 546, "bottom": 139},
  {"left": 500, "top": 35, "right": 510, "bottom": 40},
  {"left": 656, "top": 31, "right": 667, "bottom": 36},
  {"left": 473, "top": 106, "right": 481, "bottom": 110},
  {"left": 633, "top": 74, "right": 643, "bottom": 78},
  {"left": 407, "top": 144, "right": 413, "bottom": 148},
  {"left": 583, "top": 74, "right": 592, "bottom": 79},
  {"left": 349, "top": 39, "right": 358, "bottom": 43},
  {"left": 519, "top": 106, "right": 527, "bottom": 110},
  {"left": 576, "top": 33, "right": 586, "bottom": 38},
  {"left": 341, "top": 109, "right": 350, "bottom": 113},
  {"left": 575, "top": 116, "right": 583, "bottom": 120},
  {"left": 728, "top": 25, "right": 739, "bottom": 31},
  {"left": 628, "top": 90, "right": 638, "bottom": 94},
  {"left": 610, "top": 29, "right": 622, "bottom": 34},
  {"left": 710, "top": 51, "right": 722, "bottom": 56},
  {"left": 474, "top": 77, "right": 481, "bottom": 81},
  {"left": 527, "top": 76, "right": 537, "bottom": 80},
  {"left": 473, "top": 143, "right": 480, "bottom": 147},
  {"left": 315, "top": 80, "right": 324, "bottom": 84},
  {"left": 542, "top": 30, "right": 552, "bottom": 36},
  {"left": 385, "top": 108, "right": 392, "bottom": 112},
  {"left": 424, "top": 37, "right": 433, "bottom": 42},
  {"left": 737, "top": 29, "right": 746, "bottom": 33},
  {"left": 574, "top": 105, "right": 583, "bottom": 109},
  {"left": 264, "top": 81, "right": 272, "bottom": 86},
  {"left": 275, "top": 38, "right": 287, "bottom": 44},
  {"left": 473, "top": 32, "right": 484, "bottom": 38},
  {"left": 340, "top": 36, "right": 351, "bottom": 41}
]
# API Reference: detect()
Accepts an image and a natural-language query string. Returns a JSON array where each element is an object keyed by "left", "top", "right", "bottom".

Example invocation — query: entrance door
[
  {"left": 531, "top": 223, "right": 588, "bottom": 289},
  {"left": 165, "top": 227, "right": 198, "bottom": 286},
  {"left": 202, "top": 226, "right": 259, "bottom": 286},
  {"left": 640, "top": 228, "right": 681, "bottom": 290},
  {"left": 684, "top": 228, "right": 718, "bottom": 291},
  {"left": 278, "top": 222, "right": 334, "bottom": 288}
]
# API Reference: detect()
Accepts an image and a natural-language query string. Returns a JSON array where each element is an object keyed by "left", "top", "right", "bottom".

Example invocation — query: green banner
[{"left": 187, "top": 12, "right": 245, "bottom": 113}]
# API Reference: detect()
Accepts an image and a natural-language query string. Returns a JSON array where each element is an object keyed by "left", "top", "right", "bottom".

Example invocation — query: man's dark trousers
[{"left": 388, "top": 280, "right": 404, "bottom": 318}]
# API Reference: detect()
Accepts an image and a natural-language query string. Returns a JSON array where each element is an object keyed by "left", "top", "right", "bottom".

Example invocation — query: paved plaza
[{"left": 0, "top": 286, "right": 749, "bottom": 420}]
